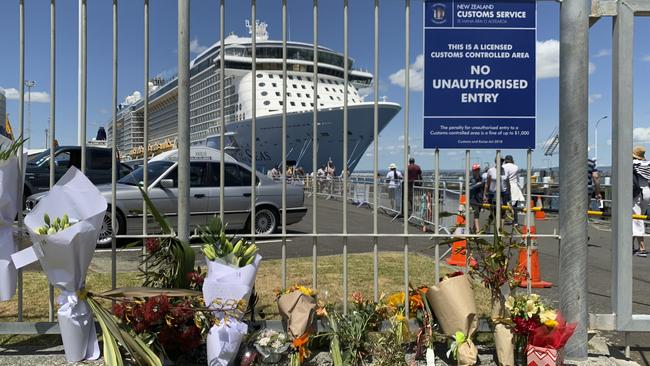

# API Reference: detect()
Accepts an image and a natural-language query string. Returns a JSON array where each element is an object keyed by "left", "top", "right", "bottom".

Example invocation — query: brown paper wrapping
[
  {"left": 427, "top": 274, "right": 478, "bottom": 365},
  {"left": 277, "top": 290, "right": 317, "bottom": 339},
  {"left": 493, "top": 323, "right": 515, "bottom": 366}
]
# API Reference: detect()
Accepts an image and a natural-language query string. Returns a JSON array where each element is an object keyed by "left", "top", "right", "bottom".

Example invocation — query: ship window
[
  {"left": 293, "top": 84, "right": 298, "bottom": 89},
  {"left": 261, "top": 91, "right": 268, "bottom": 96},
  {"left": 329, "top": 96, "right": 334, "bottom": 100},
  {"left": 325, "top": 87, "right": 330, "bottom": 92},
  {"left": 306, "top": 77, "right": 312, "bottom": 82},
  {"left": 290, "top": 101, "right": 296, "bottom": 106},
  {"left": 275, "top": 92, "right": 281, "bottom": 96},
  {"left": 287, "top": 92, "right": 291, "bottom": 97},
  {"left": 288, "top": 75, "right": 293, "bottom": 80},
  {"left": 301, "top": 85, "right": 306, "bottom": 89},
  {"left": 297, "top": 76, "right": 302, "bottom": 80},
  {"left": 310, "top": 103, "right": 314, "bottom": 107},
  {"left": 301, "top": 102, "right": 306, "bottom": 107},
  {"left": 256, "top": 73, "right": 263, "bottom": 78},
  {"left": 268, "top": 74, "right": 274, "bottom": 79},
  {"left": 272, "top": 83, "right": 277, "bottom": 87},
  {"left": 297, "top": 93, "right": 302, "bottom": 97},
  {"left": 306, "top": 94, "right": 311, "bottom": 98},
  {"left": 279, "top": 101, "right": 283, "bottom": 105},
  {"left": 258, "top": 82, "right": 265, "bottom": 87},
  {"left": 263, "top": 101, "right": 270, "bottom": 106},
  {"left": 337, "top": 96, "right": 342, "bottom": 101},
  {"left": 311, "top": 86, "right": 314, "bottom": 90}
]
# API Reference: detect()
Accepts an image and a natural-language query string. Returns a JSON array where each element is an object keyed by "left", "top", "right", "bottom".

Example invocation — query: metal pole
[
  {"left": 372, "top": 0, "right": 379, "bottom": 303},
  {"left": 25, "top": 81, "right": 34, "bottom": 149},
  {"left": 142, "top": 0, "right": 149, "bottom": 266},
  {"left": 111, "top": 0, "right": 118, "bottom": 290},
  {"left": 526, "top": 149, "right": 532, "bottom": 295},
  {"left": 177, "top": 0, "right": 190, "bottom": 242},
  {"left": 559, "top": 0, "right": 590, "bottom": 359},
  {"left": 342, "top": 0, "right": 349, "bottom": 314},
  {"left": 495, "top": 150, "right": 501, "bottom": 232},
  {"left": 611, "top": 1, "right": 634, "bottom": 332},
  {"left": 77, "top": 0, "right": 83, "bottom": 145},
  {"left": 464, "top": 150, "right": 470, "bottom": 270},
  {"left": 312, "top": 0, "right": 319, "bottom": 290},
  {"left": 434, "top": 149, "right": 440, "bottom": 284},
  {"left": 17, "top": 0, "right": 25, "bottom": 322},
  {"left": 80, "top": 0, "right": 87, "bottom": 172},
  {"left": 250, "top": 1, "right": 257, "bottom": 244},
  {"left": 46, "top": 3, "right": 55, "bottom": 320},
  {"left": 403, "top": 0, "right": 410, "bottom": 319},
  {"left": 219, "top": 0, "right": 225, "bottom": 223},
  {"left": 281, "top": 0, "right": 287, "bottom": 289}
]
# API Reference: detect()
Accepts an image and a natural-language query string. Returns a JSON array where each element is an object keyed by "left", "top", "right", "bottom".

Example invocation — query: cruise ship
[{"left": 107, "top": 21, "right": 401, "bottom": 174}]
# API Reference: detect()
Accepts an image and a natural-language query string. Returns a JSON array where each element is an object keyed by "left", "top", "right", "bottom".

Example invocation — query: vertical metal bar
[
  {"left": 48, "top": 0, "right": 57, "bottom": 321},
  {"left": 281, "top": 0, "right": 287, "bottom": 289},
  {"left": 526, "top": 149, "right": 532, "bottom": 294},
  {"left": 559, "top": 0, "right": 590, "bottom": 358},
  {"left": 611, "top": 1, "right": 634, "bottom": 333},
  {"left": 434, "top": 149, "right": 440, "bottom": 284},
  {"left": 142, "top": 0, "right": 149, "bottom": 266},
  {"left": 312, "top": 0, "right": 319, "bottom": 290},
  {"left": 495, "top": 150, "right": 501, "bottom": 233},
  {"left": 177, "top": 0, "right": 190, "bottom": 242},
  {"left": 219, "top": 0, "right": 225, "bottom": 223},
  {"left": 111, "top": 0, "right": 118, "bottom": 290},
  {"left": 464, "top": 150, "right": 470, "bottom": 270},
  {"left": 250, "top": 0, "right": 257, "bottom": 244},
  {"left": 515, "top": 149, "right": 533, "bottom": 295},
  {"left": 342, "top": 0, "right": 349, "bottom": 314},
  {"left": 403, "top": 0, "right": 410, "bottom": 319},
  {"left": 372, "top": 0, "right": 379, "bottom": 303},
  {"left": 80, "top": 0, "right": 87, "bottom": 173},
  {"left": 17, "top": 0, "right": 25, "bottom": 322}
]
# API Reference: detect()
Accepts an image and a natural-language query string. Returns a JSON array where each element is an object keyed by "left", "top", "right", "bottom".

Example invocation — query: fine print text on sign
[{"left": 423, "top": 0, "right": 536, "bottom": 149}]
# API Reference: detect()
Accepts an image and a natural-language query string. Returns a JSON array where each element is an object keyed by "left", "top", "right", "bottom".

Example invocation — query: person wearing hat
[
  {"left": 503, "top": 155, "right": 525, "bottom": 227},
  {"left": 632, "top": 146, "right": 649, "bottom": 257},
  {"left": 386, "top": 163, "right": 403, "bottom": 212},
  {"left": 407, "top": 157, "right": 423, "bottom": 214},
  {"left": 469, "top": 163, "right": 485, "bottom": 233}
]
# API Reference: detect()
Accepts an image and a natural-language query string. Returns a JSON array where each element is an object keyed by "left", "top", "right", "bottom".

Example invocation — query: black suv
[{"left": 24, "top": 146, "right": 132, "bottom": 200}]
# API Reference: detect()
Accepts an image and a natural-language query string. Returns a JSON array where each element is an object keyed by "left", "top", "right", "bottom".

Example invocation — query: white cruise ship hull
[{"left": 204, "top": 102, "right": 401, "bottom": 173}]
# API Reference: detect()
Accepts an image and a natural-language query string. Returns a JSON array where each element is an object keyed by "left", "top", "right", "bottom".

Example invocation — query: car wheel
[
  {"left": 97, "top": 208, "right": 124, "bottom": 248},
  {"left": 253, "top": 207, "right": 277, "bottom": 235}
]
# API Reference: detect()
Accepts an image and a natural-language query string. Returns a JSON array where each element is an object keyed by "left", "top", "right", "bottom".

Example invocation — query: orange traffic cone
[
  {"left": 515, "top": 226, "right": 552, "bottom": 288},
  {"left": 520, "top": 225, "right": 537, "bottom": 240},
  {"left": 446, "top": 239, "right": 478, "bottom": 267},
  {"left": 459, "top": 194, "right": 467, "bottom": 205},
  {"left": 534, "top": 196, "right": 547, "bottom": 221}
]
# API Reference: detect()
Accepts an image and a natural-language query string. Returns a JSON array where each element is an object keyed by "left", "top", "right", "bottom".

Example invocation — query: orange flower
[
  {"left": 292, "top": 333, "right": 311, "bottom": 362},
  {"left": 409, "top": 293, "right": 424, "bottom": 313}
]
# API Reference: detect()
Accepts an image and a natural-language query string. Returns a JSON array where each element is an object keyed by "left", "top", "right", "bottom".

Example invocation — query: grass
[{"left": 0, "top": 252, "right": 492, "bottom": 346}]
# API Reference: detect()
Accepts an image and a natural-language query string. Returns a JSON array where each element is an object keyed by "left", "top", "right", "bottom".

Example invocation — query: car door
[
  {"left": 223, "top": 163, "right": 256, "bottom": 228},
  {"left": 85, "top": 149, "right": 112, "bottom": 185},
  {"left": 145, "top": 162, "right": 210, "bottom": 231}
]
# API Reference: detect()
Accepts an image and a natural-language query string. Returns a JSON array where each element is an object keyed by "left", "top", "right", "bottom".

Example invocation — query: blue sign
[{"left": 423, "top": 0, "right": 536, "bottom": 149}]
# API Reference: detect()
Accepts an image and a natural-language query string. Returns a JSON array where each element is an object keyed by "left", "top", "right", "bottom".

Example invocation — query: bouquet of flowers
[
  {"left": 13, "top": 167, "right": 106, "bottom": 362},
  {"left": 426, "top": 272, "right": 478, "bottom": 366},
  {"left": 200, "top": 216, "right": 261, "bottom": 366},
  {"left": 0, "top": 137, "right": 25, "bottom": 301},
  {"left": 253, "top": 329, "right": 291, "bottom": 363},
  {"left": 276, "top": 285, "right": 318, "bottom": 366}
]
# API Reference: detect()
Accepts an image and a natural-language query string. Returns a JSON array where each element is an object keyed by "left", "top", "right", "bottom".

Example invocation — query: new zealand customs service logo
[{"left": 431, "top": 3, "right": 446, "bottom": 24}]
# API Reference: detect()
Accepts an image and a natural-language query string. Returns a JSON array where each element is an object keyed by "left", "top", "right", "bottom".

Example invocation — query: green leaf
[
  {"left": 138, "top": 187, "right": 172, "bottom": 234},
  {"left": 98, "top": 287, "right": 200, "bottom": 299}
]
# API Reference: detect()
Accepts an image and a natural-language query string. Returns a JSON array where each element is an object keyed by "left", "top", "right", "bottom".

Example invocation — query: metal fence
[{"left": 5, "top": 0, "right": 649, "bottom": 360}]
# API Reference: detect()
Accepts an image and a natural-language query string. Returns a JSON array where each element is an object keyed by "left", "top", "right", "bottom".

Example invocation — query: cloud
[
  {"left": 536, "top": 40, "right": 559, "bottom": 79},
  {"left": 634, "top": 127, "right": 650, "bottom": 142},
  {"left": 122, "top": 91, "right": 142, "bottom": 105},
  {"left": 594, "top": 49, "right": 611, "bottom": 58},
  {"left": 388, "top": 54, "right": 424, "bottom": 92},
  {"left": 0, "top": 87, "right": 51, "bottom": 103},
  {"left": 589, "top": 93, "right": 602, "bottom": 104},
  {"left": 589, "top": 62, "right": 596, "bottom": 74},
  {"left": 190, "top": 38, "right": 208, "bottom": 54},
  {"left": 644, "top": 55, "right": 650, "bottom": 62}
]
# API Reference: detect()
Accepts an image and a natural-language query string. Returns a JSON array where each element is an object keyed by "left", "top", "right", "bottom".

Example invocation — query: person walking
[
  {"left": 483, "top": 158, "right": 508, "bottom": 227},
  {"left": 469, "top": 163, "right": 485, "bottom": 233},
  {"left": 326, "top": 160, "right": 336, "bottom": 199},
  {"left": 588, "top": 158, "right": 602, "bottom": 210},
  {"left": 386, "top": 163, "right": 403, "bottom": 212},
  {"left": 503, "top": 155, "right": 525, "bottom": 227},
  {"left": 632, "top": 146, "right": 649, "bottom": 257},
  {"left": 407, "top": 157, "right": 422, "bottom": 214}
]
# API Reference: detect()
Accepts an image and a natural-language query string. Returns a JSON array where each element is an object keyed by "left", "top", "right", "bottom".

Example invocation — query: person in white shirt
[
  {"left": 483, "top": 158, "right": 508, "bottom": 225},
  {"left": 503, "top": 155, "right": 525, "bottom": 226},
  {"left": 385, "top": 163, "right": 403, "bottom": 211},
  {"left": 633, "top": 146, "right": 650, "bottom": 257}
]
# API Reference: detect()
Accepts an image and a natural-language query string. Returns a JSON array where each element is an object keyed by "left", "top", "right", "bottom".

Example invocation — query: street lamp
[
  {"left": 594, "top": 115, "right": 608, "bottom": 163},
  {"left": 24, "top": 80, "right": 36, "bottom": 149}
]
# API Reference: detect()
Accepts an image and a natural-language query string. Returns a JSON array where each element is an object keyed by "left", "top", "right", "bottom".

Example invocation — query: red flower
[
  {"left": 187, "top": 271, "right": 205, "bottom": 287},
  {"left": 112, "top": 303, "right": 126, "bottom": 319},
  {"left": 169, "top": 300, "right": 194, "bottom": 325},
  {"left": 144, "top": 295, "right": 171, "bottom": 323},
  {"left": 145, "top": 238, "right": 161, "bottom": 253},
  {"left": 179, "top": 325, "right": 202, "bottom": 350},
  {"left": 157, "top": 325, "right": 179, "bottom": 350}
]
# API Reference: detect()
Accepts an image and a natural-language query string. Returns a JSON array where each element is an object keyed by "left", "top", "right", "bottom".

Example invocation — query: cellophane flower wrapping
[
  {"left": 529, "top": 313, "right": 576, "bottom": 350},
  {"left": 203, "top": 254, "right": 262, "bottom": 366},
  {"left": 526, "top": 345, "right": 562, "bottom": 366},
  {"left": 23, "top": 167, "right": 107, "bottom": 362},
  {"left": 0, "top": 153, "right": 23, "bottom": 301}
]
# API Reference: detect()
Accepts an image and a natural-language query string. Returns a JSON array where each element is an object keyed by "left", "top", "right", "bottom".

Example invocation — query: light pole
[
  {"left": 594, "top": 115, "right": 608, "bottom": 163},
  {"left": 24, "top": 80, "right": 36, "bottom": 149}
]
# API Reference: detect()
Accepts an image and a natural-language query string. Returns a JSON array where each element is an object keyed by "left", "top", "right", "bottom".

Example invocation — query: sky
[{"left": 0, "top": 1, "right": 649, "bottom": 171}]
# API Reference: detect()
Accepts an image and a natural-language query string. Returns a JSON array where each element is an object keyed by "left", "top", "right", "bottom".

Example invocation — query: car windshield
[
  {"left": 28, "top": 149, "right": 53, "bottom": 166},
  {"left": 118, "top": 161, "right": 174, "bottom": 186}
]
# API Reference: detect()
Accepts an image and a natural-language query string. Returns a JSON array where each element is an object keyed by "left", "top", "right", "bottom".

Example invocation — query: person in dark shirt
[
  {"left": 407, "top": 158, "right": 422, "bottom": 214},
  {"left": 469, "top": 163, "right": 484, "bottom": 233},
  {"left": 587, "top": 158, "right": 602, "bottom": 210}
]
